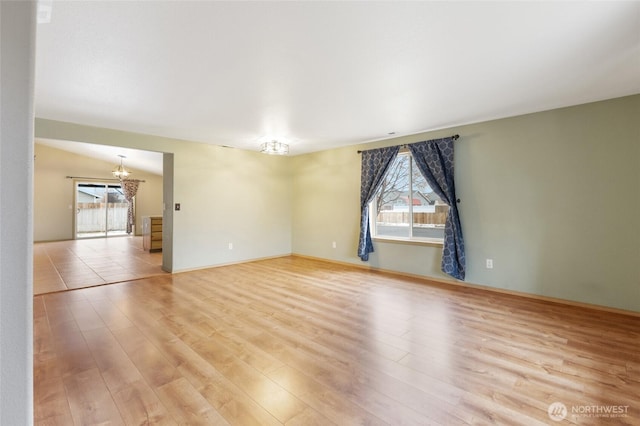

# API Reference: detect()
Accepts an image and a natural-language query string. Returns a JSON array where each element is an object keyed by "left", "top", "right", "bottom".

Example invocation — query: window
[
  {"left": 369, "top": 151, "right": 447, "bottom": 243},
  {"left": 75, "top": 182, "right": 129, "bottom": 238}
]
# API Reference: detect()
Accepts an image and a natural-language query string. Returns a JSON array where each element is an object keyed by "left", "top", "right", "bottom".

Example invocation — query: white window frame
[{"left": 369, "top": 151, "right": 445, "bottom": 246}]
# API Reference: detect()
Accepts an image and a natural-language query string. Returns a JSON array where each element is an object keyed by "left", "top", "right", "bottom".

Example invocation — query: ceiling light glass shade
[
  {"left": 260, "top": 140, "right": 289, "bottom": 155},
  {"left": 112, "top": 155, "right": 130, "bottom": 179}
]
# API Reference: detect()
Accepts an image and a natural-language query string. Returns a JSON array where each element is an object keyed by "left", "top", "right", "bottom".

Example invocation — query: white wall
[
  {"left": 0, "top": 1, "right": 35, "bottom": 424},
  {"left": 34, "top": 120, "right": 292, "bottom": 272},
  {"left": 292, "top": 95, "right": 640, "bottom": 312}
]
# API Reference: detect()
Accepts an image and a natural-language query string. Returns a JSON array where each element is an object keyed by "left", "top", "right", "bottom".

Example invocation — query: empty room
[{"left": 1, "top": 1, "right": 639, "bottom": 425}]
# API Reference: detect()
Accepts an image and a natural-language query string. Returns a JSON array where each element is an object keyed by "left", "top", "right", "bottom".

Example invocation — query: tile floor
[{"left": 34, "top": 236, "right": 166, "bottom": 295}]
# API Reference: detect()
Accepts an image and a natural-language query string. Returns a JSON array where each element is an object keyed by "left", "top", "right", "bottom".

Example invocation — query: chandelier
[
  {"left": 112, "top": 155, "right": 130, "bottom": 180},
  {"left": 260, "top": 140, "right": 289, "bottom": 155}
]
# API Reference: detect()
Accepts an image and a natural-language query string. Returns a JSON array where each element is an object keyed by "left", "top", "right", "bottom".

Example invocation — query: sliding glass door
[{"left": 75, "top": 182, "right": 129, "bottom": 239}]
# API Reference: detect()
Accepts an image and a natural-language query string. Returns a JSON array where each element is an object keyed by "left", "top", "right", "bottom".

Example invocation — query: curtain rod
[
  {"left": 66, "top": 176, "right": 146, "bottom": 182},
  {"left": 357, "top": 134, "right": 459, "bottom": 154}
]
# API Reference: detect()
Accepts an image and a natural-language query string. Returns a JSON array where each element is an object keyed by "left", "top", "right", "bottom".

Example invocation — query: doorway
[{"left": 75, "top": 181, "right": 131, "bottom": 239}]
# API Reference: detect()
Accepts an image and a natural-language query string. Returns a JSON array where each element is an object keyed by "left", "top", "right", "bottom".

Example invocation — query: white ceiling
[
  {"left": 36, "top": 138, "right": 164, "bottom": 175},
  {"left": 35, "top": 1, "right": 640, "bottom": 157}
]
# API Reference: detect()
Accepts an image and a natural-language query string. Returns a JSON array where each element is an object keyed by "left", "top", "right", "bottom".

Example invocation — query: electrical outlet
[
  {"left": 486, "top": 259, "right": 493, "bottom": 269},
  {"left": 228, "top": 243, "right": 233, "bottom": 250},
  {"left": 332, "top": 241, "right": 337, "bottom": 249}
]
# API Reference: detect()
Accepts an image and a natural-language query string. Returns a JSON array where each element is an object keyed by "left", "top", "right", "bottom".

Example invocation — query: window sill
[{"left": 372, "top": 236, "right": 444, "bottom": 248}]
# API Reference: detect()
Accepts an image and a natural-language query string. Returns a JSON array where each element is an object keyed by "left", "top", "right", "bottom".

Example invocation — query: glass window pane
[
  {"left": 106, "top": 185, "right": 128, "bottom": 236},
  {"left": 76, "top": 183, "right": 107, "bottom": 238},
  {"left": 411, "top": 157, "right": 446, "bottom": 240},
  {"left": 75, "top": 183, "right": 129, "bottom": 238},
  {"left": 375, "top": 154, "right": 410, "bottom": 238}
]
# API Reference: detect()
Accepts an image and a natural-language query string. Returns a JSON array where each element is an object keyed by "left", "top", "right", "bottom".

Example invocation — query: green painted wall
[
  {"left": 292, "top": 95, "right": 640, "bottom": 312},
  {"left": 35, "top": 120, "right": 292, "bottom": 272},
  {"left": 36, "top": 95, "right": 639, "bottom": 311}
]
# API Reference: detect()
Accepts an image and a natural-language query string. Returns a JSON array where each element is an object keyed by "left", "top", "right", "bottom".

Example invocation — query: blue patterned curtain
[
  {"left": 408, "top": 137, "right": 465, "bottom": 280},
  {"left": 358, "top": 146, "right": 400, "bottom": 261}
]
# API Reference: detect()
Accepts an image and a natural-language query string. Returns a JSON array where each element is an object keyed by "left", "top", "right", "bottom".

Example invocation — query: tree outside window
[{"left": 371, "top": 152, "right": 448, "bottom": 242}]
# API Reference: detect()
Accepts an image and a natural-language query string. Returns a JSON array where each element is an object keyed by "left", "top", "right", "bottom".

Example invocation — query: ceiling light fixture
[
  {"left": 112, "top": 155, "right": 131, "bottom": 180},
  {"left": 260, "top": 140, "right": 289, "bottom": 155}
]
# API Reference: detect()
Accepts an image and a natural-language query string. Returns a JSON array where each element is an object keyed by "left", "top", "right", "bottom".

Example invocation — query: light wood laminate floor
[
  {"left": 34, "top": 237, "right": 165, "bottom": 295},
  {"left": 34, "top": 256, "right": 639, "bottom": 425}
]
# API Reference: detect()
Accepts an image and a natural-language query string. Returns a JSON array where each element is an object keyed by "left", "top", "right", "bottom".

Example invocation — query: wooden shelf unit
[{"left": 142, "top": 216, "right": 162, "bottom": 252}]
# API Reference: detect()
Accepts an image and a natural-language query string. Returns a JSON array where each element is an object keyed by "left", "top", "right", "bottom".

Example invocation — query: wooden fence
[
  {"left": 76, "top": 203, "right": 128, "bottom": 233},
  {"left": 377, "top": 205, "right": 449, "bottom": 225}
]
